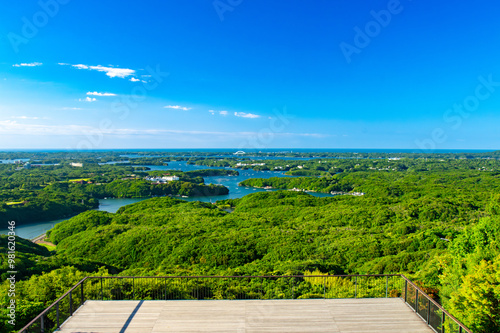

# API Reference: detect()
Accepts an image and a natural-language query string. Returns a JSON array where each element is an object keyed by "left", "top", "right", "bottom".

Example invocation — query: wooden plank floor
[{"left": 58, "top": 298, "right": 434, "bottom": 333}]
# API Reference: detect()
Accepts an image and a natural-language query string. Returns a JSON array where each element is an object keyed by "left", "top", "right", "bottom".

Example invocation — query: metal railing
[
  {"left": 18, "top": 274, "right": 471, "bottom": 333},
  {"left": 401, "top": 275, "right": 472, "bottom": 333}
]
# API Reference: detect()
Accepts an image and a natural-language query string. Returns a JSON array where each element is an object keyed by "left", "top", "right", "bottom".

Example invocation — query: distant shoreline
[{"left": 0, "top": 148, "right": 498, "bottom": 153}]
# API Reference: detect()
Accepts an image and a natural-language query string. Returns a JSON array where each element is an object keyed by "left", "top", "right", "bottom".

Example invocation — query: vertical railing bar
[
  {"left": 323, "top": 276, "right": 326, "bottom": 299},
  {"left": 355, "top": 276, "right": 357, "bottom": 298},
  {"left": 261, "top": 277, "right": 264, "bottom": 299},
  {"left": 442, "top": 311, "right": 445, "bottom": 333},
  {"left": 56, "top": 301, "right": 59, "bottom": 328},
  {"left": 415, "top": 289, "right": 419, "bottom": 313},
  {"left": 427, "top": 299, "right": 431, "bottom": 324},
  {"left": 40, "top": 314, "right": 44, "bottom": 333},
  {"left": 404, "top": 279, "right": 408, "bottom": 303},
  {"left": 100, "top": 277, "right": 103, "bottom": 300},
  {"left": 81, "top": 281, "right": 84, "bottom": 306},
  {"left": 69, "top": 291, "right": 73, "bottom": 316},
  {"left": 385, "top": 276, "right": 388, "bottom": 298}
]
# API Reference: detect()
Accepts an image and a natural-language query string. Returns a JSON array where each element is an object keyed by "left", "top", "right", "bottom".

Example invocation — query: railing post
[
  {"left": 415, "top": 289, "right": 419, "bottom": 313},
  {"left": 442, "top": 311, "right": 446, "bottom": 333},
  {"left": 40, "top": 314, "right": 44, "bottom": 333},
  {"left": 56, "top": 302, "right": 60, "bottom": 328},
  {"left": 323, "top": 276, "right": 326, "bottom": 299},
  {"left": 101, "top": 278, "right": 103, "bottom": 300},
  {"left": 385, "top": 276, "right": 388, "bottom": 298},
  {"left": 427, "top": 299, "right": 431, "bottom": 324},
  {"left": 355, "top": 276, "right": 357, "bottom": 298},
  {"left": 404, "top": 279, "right": 408, "bottom": 303},
  {"left": 459, "top": 327, "right": 463, "bottom": 333},
  {"left": 132, "top": 278, "right": 135, "bottom": 300},
  {"left": 164, "top": 278, "right": 167, "bottom": 300},
  {"left": 81, "top": 281, "right": 84, "bottom": 306},
  {"left": 69, "top": 291, "right": 73, "bottom": 316}
]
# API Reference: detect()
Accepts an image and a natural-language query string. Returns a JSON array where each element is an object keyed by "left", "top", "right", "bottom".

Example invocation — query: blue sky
[{"left": 1, "top": 0, "right": 500, "bottom": 150}]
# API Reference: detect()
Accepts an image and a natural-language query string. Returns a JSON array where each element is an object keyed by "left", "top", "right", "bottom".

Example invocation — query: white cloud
[
  {"left": 89, "top": 65, "right": 135, "bottom": 78},
  {"left": 0, "top": 120, "right": 92, "bottom": 135},
  {"left": 13, "top": 62, "right": 43, "bottom": 67},
  {"left": 87, "top": 91, "right": 116, "bottom": 96},
  {"left": 132, "top": 76, "right": 148, "bottom": 83},
  {"left": 11, "top": 116, "right": 40, "bottom": 120},
  {"left": 61, "top": 107, "right": 82, "bottom": 110},
  {"left": 164, "top": 105, "right": 191, "bottom": 111},
  {"left": 234, "top": 112, "right": 260, "bottom": 119},
  {"left": 61, "top": 63, "right": 136, "bottom": 79},
  {"left": 209, "top": 110, "right": 229, "bottom": 116},
  {"left": 79, "top": 97, "right": 97, "bottom": 102},
  {"left": 72, "top": 64, "right": 89, "bottom": 70},
  {"left": 0, "top": 120, "right": 329, "bottom": 139}
]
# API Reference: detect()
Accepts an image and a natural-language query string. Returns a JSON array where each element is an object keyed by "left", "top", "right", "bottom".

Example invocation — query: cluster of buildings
[
  {"left": 145, "top": 176, "right": 180, "bottom": 183},
  {"left": 235, "top": 162, "right": 266, "bottom": 167},
  {"left": 330, "top": 191, "right": 366, "bottom": 197},
  {"left": 15, "top": 162, "right": 31, "bottom": 170},
  {"left": 368, "top": 167, "right": 397, "bottom": 171}
]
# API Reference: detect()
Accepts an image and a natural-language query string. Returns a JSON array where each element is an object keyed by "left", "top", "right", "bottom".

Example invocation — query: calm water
[
  {"left": 0, "top": 159, "right": 30, "bottom": 164},
  {"left": 4, "top": 219, "right": 68, "bottom": 240},
  {"left": 0, "top": 161, "right": 330, "bottom": 239}
]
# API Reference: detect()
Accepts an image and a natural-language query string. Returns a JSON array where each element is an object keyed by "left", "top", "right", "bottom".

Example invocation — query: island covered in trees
[{"left": 1, "top": 149, "right": 500, "bottom": 332}]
